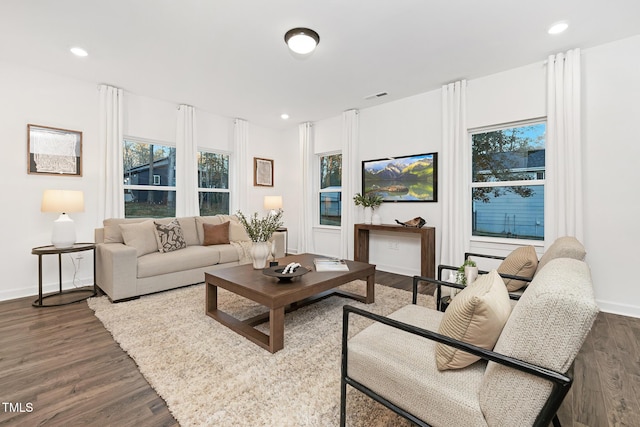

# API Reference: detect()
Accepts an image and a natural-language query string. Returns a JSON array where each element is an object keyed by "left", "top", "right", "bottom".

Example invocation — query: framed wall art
[
  {"left": 254, "top": 157, "right": 274, "bottom": 187},
  {"left": 27, "top": 124, "right": 82, "bottom": 176}
]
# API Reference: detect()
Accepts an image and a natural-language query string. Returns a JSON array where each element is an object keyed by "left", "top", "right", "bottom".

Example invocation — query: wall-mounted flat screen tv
[{"left": 362, "top": 152, "right": 438, "bottom": 202}]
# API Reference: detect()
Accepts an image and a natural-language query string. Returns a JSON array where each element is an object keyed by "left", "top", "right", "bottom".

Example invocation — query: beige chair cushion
[
  {"left": 497, "top": 245, "right": 538, "bottom": 291},
  {"left": 120, "top": 220, "right": 158, "bottom": 257},
  {"left": 536, "top": 236, "right": 586, "bottom": 274},
  {"left": 348, "top": 305, "right": 488, "bottom": 426},
  {"left": 203, "top": 221, "right": 230, "bottom": 246},
  {"left": 436, "top": 270, "right": 512, "bottom": 370}
]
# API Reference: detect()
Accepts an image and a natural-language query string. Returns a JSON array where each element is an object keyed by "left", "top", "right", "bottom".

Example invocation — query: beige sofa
[{"left": 95, "top": 215, "right": 284, "bottom": 302}]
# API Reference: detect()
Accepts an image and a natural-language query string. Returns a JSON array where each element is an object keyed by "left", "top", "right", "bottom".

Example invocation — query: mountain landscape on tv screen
[{"left": 363, "top": 155, "right": 435, "bottom": 201}]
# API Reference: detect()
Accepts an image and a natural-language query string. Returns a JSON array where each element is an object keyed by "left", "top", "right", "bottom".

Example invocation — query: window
[
  {"left": 319, "top": 153, "right": 342, "bottom": 226},
  {"left": 123, "top": 138, "right": 176, "bottom": 218},
  {"left": 471, "top": 121, "right": 545, "bottom": 241},
  {"left": 198, "top": 151, "right": 230, "bottom": 215}
]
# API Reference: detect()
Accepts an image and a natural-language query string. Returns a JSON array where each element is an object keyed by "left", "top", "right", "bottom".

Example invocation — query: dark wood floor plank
[
  {"left": 571, "top": 323, "right": 609, "bottom": 427},
  {"left": 1, "top": 269, "right": 639, "bottom": 427}
]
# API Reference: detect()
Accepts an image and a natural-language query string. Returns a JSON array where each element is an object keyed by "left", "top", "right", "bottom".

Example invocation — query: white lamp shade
[
  {"left": 41, "top": 189, "right": 84, "bottom": 213},
  {"left": 264, "top": 196, "right": 283, "bottom": 211}
]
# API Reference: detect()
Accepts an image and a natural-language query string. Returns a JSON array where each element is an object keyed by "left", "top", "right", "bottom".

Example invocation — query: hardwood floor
[{"left": 0, "top": 272, "right": 638, "bottom": 426}]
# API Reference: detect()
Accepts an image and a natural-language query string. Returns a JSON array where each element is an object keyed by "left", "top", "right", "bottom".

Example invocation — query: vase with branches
[
  {"left": 236, "top": 210, "right": 284, "bottom": 269},
  {"left": 353, "top": 192, "right": 383, "bottom": 224}
]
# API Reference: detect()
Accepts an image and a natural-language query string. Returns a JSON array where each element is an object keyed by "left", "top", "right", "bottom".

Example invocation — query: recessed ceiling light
[
  {"left": 70, "top": 47, "right": 88, "bottom": 57},
  {"left": 281, "top": 113, "right": 290, "bottom": 120},
  {"left": 548, "top": 22, "right": 569, "bottom": 35}
]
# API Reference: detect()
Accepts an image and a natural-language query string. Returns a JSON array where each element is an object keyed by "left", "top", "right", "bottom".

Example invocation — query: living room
[{"left": 1, "top": 1, "right": 639, "bottom": 425}]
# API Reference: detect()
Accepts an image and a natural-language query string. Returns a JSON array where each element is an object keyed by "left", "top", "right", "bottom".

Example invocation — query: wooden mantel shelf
[{"left": 354, "top": 223, "right": 436, "bottom": 278}]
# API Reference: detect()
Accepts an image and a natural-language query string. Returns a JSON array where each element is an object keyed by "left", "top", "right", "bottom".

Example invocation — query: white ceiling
[{"left": 1, "top": 0, "right": 639, "bottom": 130}]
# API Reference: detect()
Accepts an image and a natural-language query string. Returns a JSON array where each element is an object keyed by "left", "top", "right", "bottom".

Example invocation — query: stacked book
[{"left": 313, "top": 257, "right": 349, "bottom": 272}]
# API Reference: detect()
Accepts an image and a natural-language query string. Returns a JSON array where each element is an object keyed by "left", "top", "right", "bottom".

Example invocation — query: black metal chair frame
[
  {"left": 340, "top": 303, "right": 570, "bottom": 427},
  {"left": 429, "top": 251, "right": 536, "bottom": 311}
]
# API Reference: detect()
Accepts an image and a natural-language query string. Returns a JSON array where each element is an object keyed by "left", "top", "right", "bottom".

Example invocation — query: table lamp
[
  {"left": 41, "top": 189, "right": 85, "bottom": 248},
  {"left": 264, "top": 195, "right": 283, "bottom": 216}
]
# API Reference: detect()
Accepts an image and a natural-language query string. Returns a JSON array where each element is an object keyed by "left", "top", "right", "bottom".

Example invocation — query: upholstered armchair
[
  {"left": 340, "top": 257, "right": 598, "bottom": 427},
  {"left": 421, "top": 236, "right": 587, "bottom": 311}
]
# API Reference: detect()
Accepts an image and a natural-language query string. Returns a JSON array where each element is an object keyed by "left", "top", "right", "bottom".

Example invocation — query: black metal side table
[{"left": 32, "top": 243, "right": 97, "bottom": 307}]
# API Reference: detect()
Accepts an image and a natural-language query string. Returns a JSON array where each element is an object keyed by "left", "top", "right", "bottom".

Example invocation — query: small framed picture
[
  {"left": 254, "top": 157, "right": 274, "bottom": 187},
  {"left": 27, "top": 124, "right": 82, "bottom": 176}
]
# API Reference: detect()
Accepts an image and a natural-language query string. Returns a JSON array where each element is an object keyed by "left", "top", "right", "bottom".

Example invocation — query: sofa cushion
[
  {"left": 154, "top": 219, "right": 187, "bottom": 253},
  {"left": 104, "top": 218, "right": 146, "bottom": 243},
  {"left": 137, "top": 246, "right": 227, "bottom": 278},
  {"left": 479, "top": 258, "right": 598, "bottom": 426},
  {"left": 103, "top": 217, "right": 198, "bottom": 246},
  {"left": 497, "top": 245, "right": 538, "bottom": 291},
  {"left": 176, "top": 217, "right": 199, "bottom": 246},
  {"left": 436, "top": 270, "right": 512, "bottom": 370},
  {"left": 120, "top": 220, "right": 158, "bottom": 257},
  {"left": 348, "top": 305, "right": 487, "bottom": 426},
  {"left": 203, "top": 221, "right": 230, "bottom": 246}
]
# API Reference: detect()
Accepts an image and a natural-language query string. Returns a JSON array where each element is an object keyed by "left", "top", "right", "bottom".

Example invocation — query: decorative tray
[{"left": 262, "top": 265, "right": 309, "bottom": 282}]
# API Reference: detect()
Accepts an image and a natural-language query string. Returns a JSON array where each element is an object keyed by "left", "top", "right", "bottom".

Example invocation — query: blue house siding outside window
[{"left": 471, "top": 122, "right": 545, "bottom": 241}]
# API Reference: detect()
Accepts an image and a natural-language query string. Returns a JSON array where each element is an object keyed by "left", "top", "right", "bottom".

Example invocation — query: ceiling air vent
[{"left": 364, "top": 92, "right": 388, "bottom": 100}]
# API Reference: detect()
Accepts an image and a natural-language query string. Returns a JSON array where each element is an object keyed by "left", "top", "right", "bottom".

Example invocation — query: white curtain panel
[
  {"left": 440, "top": 80, "right": 469, "bottom": 268},
  {"left": 231, "top": 118, "right": 249, "bottom": 214},
  {"left": 98, "top": 84, "right": 124, "bottom": 222},
  {"left": 176, "top": 105, "right": 199, "bottom": 217},
  {"left": 298, "top": 122, "right": 315, "bottom": 254},
  {"left": 545, "top": 48, "right": 583, "bottom": 247},
  {"left": 341, "top": 109, "right": 359, "bottom": 260}
]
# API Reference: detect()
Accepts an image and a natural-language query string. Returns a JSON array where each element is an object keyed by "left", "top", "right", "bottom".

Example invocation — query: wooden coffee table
[{"left": 205, "top": 253, "right": 375, "bottom": 353}]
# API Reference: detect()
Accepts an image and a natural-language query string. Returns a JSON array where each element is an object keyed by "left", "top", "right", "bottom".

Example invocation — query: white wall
[
  {"left": 0, "top": 62, "right": 100, "bottom": 301},
  {"left": 310, "top": 35, "right": 640, "bottom": 317},
  {"left": 0, "top": 62, "right": 290, "bottom": 301},
  {"left": 582, "top": 35, "right": 640, "bottom": 317},
  {"left": 3, "top": 34, "right": 639, "bottom": 317}
]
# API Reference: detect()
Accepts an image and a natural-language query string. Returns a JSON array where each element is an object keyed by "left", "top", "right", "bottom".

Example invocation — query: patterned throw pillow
[{"left": 154, "top": 219, "right": 187, "bottom": 253}]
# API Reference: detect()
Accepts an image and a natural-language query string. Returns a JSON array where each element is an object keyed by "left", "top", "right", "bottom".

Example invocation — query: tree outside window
[
  {"left": 198, "top": 151, "right": 230, "bottom": 215},
  {"left": 319, "top": 153, "right": 342, "bottom": 226},
  {"left": 471, "top": 122, "right": 545, "bottom": 240}
]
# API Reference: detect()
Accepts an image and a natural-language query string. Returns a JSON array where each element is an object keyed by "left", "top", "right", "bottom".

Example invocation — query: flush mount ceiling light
[
  {"left": 548, "top": 21, "right": 569, "bottom": 35},
  {"left": 280, "top": 113, "right": 290, "bottom": 120},
  {"left": 70, "top": 47, "right": 88, "bottom": 57},
  {"left": 284, "top": 28, "right": 320, "bottom": 55}
]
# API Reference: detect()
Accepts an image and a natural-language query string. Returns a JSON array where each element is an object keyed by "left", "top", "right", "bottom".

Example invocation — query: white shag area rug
[{"left": 88, "top": 281, "right": 434, "bottom": 427}]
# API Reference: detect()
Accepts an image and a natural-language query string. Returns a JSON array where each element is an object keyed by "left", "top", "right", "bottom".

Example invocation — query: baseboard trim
[
  {"left": 596, "top": 298, "right": 640, "bottom": 319},
  {"left": 0, "top": 278, "right": 93, "bottom": 302}
]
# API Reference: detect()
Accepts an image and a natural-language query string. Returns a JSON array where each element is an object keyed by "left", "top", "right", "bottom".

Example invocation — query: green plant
[
  {"left": 353, "top": 192, "right": 384, "bottom": 208},
  {"left": 236, "top": 210, "right": 283, "bottom": 242},
  {"left": 456, "top": 259, "right": 477, "bottom": 285}
]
